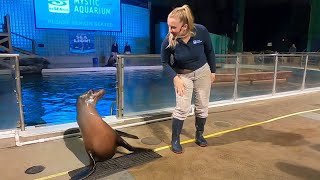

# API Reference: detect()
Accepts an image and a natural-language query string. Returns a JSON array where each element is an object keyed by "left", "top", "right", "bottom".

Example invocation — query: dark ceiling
[
  {"left": 149, "top": 0, "right": 310, "bottom": 8},
  {"left": 148, "top": 0, "right": 311, "bottom": 52}
]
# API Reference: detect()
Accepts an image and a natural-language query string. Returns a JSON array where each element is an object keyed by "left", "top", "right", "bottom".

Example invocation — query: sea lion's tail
[{"left": 115, "top": 130, "right": 139, "bottom": 139}]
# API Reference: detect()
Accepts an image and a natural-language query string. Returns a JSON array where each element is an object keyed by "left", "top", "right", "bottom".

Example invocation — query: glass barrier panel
[
  {"left": 123, "top": 56, "right": 175, "bottom": 116},
  {"left": 305, "top": 55, "right": 320, "bottom": 89},
  {"left": 0, "top": 57, "right": 20, "bottom": 130},
  {"left": 211, "top": 56, "right": 236, "bottom": 102},
  {"left": 237, "top": 54, "right": 274, "bottom": 98},
  {"left": 20, "top": 71, "right": 116, "bottom": 126},
  {"left": 276, "top": 54, "right": 304, "bottom": 93},
  {"left": 19, "top": 55, "right": 117, "bottom": 127}
]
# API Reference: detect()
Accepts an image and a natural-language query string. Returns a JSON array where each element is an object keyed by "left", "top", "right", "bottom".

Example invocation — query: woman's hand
[
  {"left": 211, "top": 73, "right": 216, "bottom": 84},
  {"left": 173, "top": 75, "right": 185, "bottom": 96}
]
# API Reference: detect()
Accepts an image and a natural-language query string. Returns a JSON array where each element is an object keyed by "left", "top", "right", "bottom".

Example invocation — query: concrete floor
[{"left": 1, "top": 92, "right": 320, "bottom": 180}]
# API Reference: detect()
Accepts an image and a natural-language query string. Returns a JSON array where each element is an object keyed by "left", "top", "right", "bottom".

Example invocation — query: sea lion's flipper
[
  {"left": 115, "top": 130, "right": 139, "bottom": 139},
  {"left": 70, "top": 152, "right": 96, "bottom": 180},
  {"left": 116, "top": 136, "right": 151, "bottom": 152},
  {"left": 117, "top": 136, "right": 136, "bottom": 151}
]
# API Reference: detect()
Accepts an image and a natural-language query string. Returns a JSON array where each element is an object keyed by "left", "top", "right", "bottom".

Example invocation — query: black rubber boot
[
  {"left": 171, "top": 118, "right": 184, "bottom": 154},
  {"left": 195, "top": 117, "right": 208, "bottom": 147}
]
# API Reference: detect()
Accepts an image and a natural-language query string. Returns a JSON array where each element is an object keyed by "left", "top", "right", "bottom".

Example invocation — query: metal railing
[
  {"left": 116, "top": 53, "right": 320, "bottom": 118},
  {"left": 0, "top": 54, "right": 25, "bottom": 130},
  {"left": 11, "top": 32, "right": 36, "bottom": 54},
  {"left": 1, "top": 53, "right": 320, "bottom": 130},
  {"left": 1, "top": 15, "right": 36, "bottom": 55}
]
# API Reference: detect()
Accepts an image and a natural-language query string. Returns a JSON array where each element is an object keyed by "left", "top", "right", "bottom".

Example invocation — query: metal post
[
  {"left": 110, "top": 101, "right": 116, "bottom": 115},
  {"left": 14, "top": 56, "right": 25, "bottom": 131},
  {"left": 120, "top": 57, "right": 124, "bottom": 118},
  {"left": 4, "top": 15, "right": 13, "bottom": 53},
  {"left": 233, "top": 55, "right": 240, "bottom": 100},
  {"left": 115, "top": 56, "right": 120, "bottom": 118},
  {"left": 115, "top": 56, "right": 124, "bottom": 118},
  {"left": 272, "top": 55, "right": 278, "bottom": 95},
  {"left": 301, "top": 55, "right": 309, "bottom": 90},
  {"left": 32, "top": 40, "right": 36, "bottom": 54}
]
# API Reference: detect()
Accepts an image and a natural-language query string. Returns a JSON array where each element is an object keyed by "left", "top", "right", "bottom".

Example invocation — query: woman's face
[{"left": 167, "top": 17, "right": 187, "bottom": 37}]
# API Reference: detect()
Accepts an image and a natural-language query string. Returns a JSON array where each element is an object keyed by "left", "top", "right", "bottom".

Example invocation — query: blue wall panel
[{"left": 0, "top": 1, "right": 150, "bottom": 56}]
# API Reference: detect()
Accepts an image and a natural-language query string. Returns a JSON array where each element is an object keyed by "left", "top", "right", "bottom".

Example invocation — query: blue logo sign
[{"left": 48, "top": 0, "right": 70, "bottom": 14}]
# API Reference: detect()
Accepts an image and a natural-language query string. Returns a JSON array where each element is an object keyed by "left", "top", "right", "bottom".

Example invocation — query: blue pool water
[{"left": 21, "top": 72, "right": 117, "bottom": 126}]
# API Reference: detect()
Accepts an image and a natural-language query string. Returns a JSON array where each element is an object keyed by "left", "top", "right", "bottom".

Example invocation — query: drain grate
[
  {"left": 69, "top": 150, "right": 162, "bottom": 180},
  {"left": 25, "top": 165, "right": 45, "bottom": 174}
]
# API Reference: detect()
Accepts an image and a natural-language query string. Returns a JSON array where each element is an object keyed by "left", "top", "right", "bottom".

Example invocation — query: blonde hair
[{"left": 167, "top": 5, "right": 196, "bottom": 49}]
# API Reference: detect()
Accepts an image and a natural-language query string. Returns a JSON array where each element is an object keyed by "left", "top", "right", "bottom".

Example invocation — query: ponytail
[{"left": 167, "top": 5, "right": 196, "bottom": 49}]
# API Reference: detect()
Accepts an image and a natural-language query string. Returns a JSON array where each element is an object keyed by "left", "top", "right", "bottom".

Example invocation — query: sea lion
[{"left": 72, "top": 89, "right": 144, "bottom": 180}]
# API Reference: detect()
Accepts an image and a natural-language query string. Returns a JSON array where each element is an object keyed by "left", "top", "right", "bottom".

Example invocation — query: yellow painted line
[
  {"left": 154, "top": 108, "right": 320, "bottom": 152},
  {"left": 36, "top": 108, "right": 320, "bottom": 179},
  {"left": 35, "top": 171, "right": 69, "bottom": 180}
]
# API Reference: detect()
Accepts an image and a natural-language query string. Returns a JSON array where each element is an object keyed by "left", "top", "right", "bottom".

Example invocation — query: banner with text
[
  {"left": 34, "top": 0, "right": 121, "bottom": 31},
  {"left": 69, "top": 32, "right": 95, "bottom": 53}
]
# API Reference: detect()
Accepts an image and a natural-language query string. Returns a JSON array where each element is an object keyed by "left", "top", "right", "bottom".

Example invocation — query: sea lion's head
[{"left": 77, "top": 89, "right": 106, "bottom": 106}]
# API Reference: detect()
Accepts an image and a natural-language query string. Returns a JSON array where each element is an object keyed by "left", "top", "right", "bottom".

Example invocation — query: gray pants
[{"left": 173, "top": 63, "right": 212, "bottom": 120}]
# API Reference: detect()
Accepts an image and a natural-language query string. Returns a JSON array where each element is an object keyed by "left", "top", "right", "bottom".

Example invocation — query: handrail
[
  {"left": 2, "top": 15, "right": 36, "bottom": 54},
  {"left": 110, "top": 101, "right": 117, "bottom": 115},
  {"left": 0, "top": 54, "right": 20, "bottom": 57},
  {"left": 278, "top": 52, "right": 320, "bottom": 55},
  {"left": 117, "top": 53, "right": 320, "bottom": 58},
  {"left": 2, "top": 15, "right": 13, "bottom": 53},
  {"left": 117, "top": 54, "right": 160, "bottom": 58},
  {"left": 11, "top": 32, "right": 36, "bottom": 54},
  {"left": 254, "top": 51, "right": 320, "bottom": 55},
  {"left": 11, "top": 32, "right": 34, "bottom": 42},
  {"left": 11, "top": 32, "right": 34, "bottom": 41},
  {"left": 3, "top": 15, "right": 10, "bottom": 32}
]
